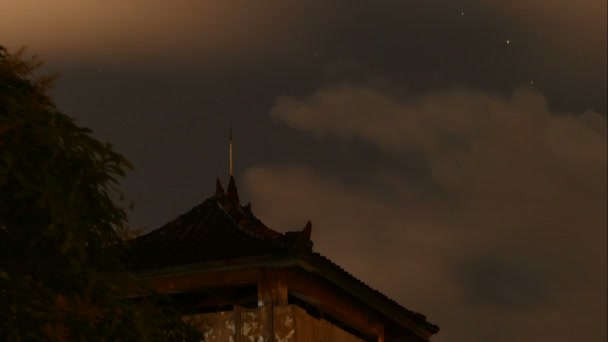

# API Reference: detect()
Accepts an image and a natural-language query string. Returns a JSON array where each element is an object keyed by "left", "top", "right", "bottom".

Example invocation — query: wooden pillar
[
  {"left": 375, "top": 322, "right": 385, "bottom": 342},
  {"left": 257, "top": 268, "right": 288, "bottom": 307},
  {"left": 233, "top": 305, "right": 243, "bottom": 342},
  {"left": 257, "top": 268, "right": 288, "bottom": 341}
]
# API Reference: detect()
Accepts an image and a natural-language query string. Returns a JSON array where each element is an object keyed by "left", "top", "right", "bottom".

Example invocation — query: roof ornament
[
  {"left": 215, "top": 178, "right": 225, "bottom": 195},
  {"left": 229, "top": 123, "right": 234, "bottom": 177},
  {"left": 281, "top": 221, "right": 313, "bottom": 250},
  {"left": 227, "top": 176, "right": 240, "bottom": 204},
  {"left": 226, "top": 124, "right": 240, "bottom": 203},
  {"left": 301, "top": 220, "right": 312, "bottom": 240}
]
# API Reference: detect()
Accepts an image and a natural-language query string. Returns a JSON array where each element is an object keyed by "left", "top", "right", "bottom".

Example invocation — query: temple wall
[{"left": 183, "top": 305, "right": 364, "bottom": 342}]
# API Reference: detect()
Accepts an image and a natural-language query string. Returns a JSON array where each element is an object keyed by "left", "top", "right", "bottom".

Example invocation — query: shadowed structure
[{"left": 128, "top": 177, "right": 439, "bottom": 341}]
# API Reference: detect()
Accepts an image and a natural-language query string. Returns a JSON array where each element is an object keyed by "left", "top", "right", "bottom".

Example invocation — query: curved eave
[{"left": 131, "top": 252, "right": 439, "bottom": 339}]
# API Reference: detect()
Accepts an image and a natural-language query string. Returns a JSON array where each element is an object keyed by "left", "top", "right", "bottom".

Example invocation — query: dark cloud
[
  {"left": 4, "top": 0, "right": 605, "bottom": 112},
  {"left": 243, "top": 83, "right": 607, "bottom": 341},
  {"left": 455, "top": 255, "right": 548, "bottom": 310}
]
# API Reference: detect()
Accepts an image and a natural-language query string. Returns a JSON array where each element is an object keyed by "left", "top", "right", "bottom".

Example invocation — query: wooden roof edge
[
  {"left": 296, "top": 254, "right": 440, "bottom": 338},
  {"left": 131, "top": 254, "right": 301, "bottom": 280},
  {"left": 131, "top": 252, "right": 438, "bottom": 337}
]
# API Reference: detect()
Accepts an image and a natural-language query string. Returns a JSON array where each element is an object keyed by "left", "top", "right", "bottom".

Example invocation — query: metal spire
[{"left": 229, "top": 124, "right": 233, "bottom": 177}]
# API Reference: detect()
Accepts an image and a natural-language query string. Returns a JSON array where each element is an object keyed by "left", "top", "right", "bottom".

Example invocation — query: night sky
[{"left": 3, "top": 1, "right": 607, "bottom": 341}]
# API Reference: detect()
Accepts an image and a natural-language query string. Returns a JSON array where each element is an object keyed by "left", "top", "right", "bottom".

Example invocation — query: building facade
[{"left": 128, "top": 177, "right": 439, "bottom": 341}]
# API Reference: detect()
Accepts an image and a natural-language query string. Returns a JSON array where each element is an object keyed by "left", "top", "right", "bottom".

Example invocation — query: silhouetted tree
[{"left": 0, "top": 46, "right": 201, "bottom": 341}]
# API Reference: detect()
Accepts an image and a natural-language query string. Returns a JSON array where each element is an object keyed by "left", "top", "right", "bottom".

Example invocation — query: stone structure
[{"left": 128, "top": 176, "right": 439, "bottom": 341}]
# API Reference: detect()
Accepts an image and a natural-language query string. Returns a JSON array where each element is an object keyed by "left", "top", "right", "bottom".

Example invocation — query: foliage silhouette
[{"left": 0, "top": 46, "right": 201, "bottom": 341}]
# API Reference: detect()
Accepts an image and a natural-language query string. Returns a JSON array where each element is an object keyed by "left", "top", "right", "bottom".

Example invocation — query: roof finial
[
  {"left": 227, "top": 174, "right": 240, "bottom": 203},
  {"left": 216, "top": 178, "right": 225, "bottom": 195},
  {"left": 229, "top": 123, "right": 234, "bottom": 177}
]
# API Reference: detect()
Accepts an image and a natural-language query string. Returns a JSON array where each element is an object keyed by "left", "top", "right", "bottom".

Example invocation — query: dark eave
[
  {"left": 300, "top": 253, "right": 440, "bottom": 337},
  {"left": 131, "top": 250, "right": 439, "bottom": 339}
]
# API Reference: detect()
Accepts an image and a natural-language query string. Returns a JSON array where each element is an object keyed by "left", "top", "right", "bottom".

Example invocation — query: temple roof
[
  {"left": 128, "top": 176, "right": 313, "bottom": 270},
  {"left": 127, "top": 176, "right": 439, "bottom": 338}
]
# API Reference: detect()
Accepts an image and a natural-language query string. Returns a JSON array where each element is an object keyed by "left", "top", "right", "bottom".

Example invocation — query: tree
[{"left": 0, "top": 46, "right": 201, "bottom": 341}]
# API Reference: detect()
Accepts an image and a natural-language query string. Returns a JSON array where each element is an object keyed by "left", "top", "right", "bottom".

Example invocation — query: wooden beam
[
  {"left": 135, "top": 268, "right": 259, "bottom": 294},
  {"left": 283, "top": 268, "right": 384, "bottom": 340},
  {"left": 297, "top": 257, "right": 435, "bottom": 339},
  {"left": 171, "top": 287, "right": 257, "bottom": 312}
]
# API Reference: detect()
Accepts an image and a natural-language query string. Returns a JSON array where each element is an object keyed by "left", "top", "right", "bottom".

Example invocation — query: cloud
[
  {"left": 271, "top": 85, "right": 606, "bottom": 192},
  {"left": 481, "top": 0, "right": 607, "bottom": 36},
  {"left": 0, "top": 0, "right": 315, "bottom": 63},
  {"left": 2, "top": 0, "right": 604, "bottom": 67},
  {"left": 242, "top": 84, "right": 607, "bottom": 341}
]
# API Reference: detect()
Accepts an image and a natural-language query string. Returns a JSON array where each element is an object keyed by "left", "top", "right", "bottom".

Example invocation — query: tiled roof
[
  {"left": 301, "top": 252, "right": 439, "bottom": 335},
  {"left": 127, "top": 176, "right": 312, "bottom": 271},
  {"left": 127, "top": 176, "right": 439, "bottom": 336}
]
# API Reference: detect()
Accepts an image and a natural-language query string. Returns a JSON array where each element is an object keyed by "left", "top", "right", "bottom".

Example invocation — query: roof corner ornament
[
  {"left": 281, "top": 220, "right": 313, "bottom": 250},
  {"left": 302, "top": 220, "right": 312, "bottom": 241},
  {"left": 215, "top": 178, "right": 225, "bottom": 195}
]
